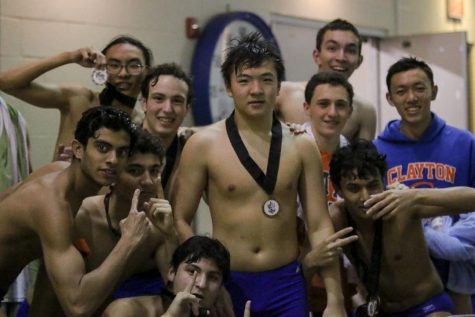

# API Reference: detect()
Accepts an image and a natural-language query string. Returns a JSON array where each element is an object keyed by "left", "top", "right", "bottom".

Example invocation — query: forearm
[
  {"left": 319, "top": 262, "right": 345, "bottom": 306},
  {"left": 418, "top": 187, "right": 475, "bottom": 212},
  {"left": 174, "top": 218, "right": 194, "bottom": 243},
  {"left": 155, "top": 231, "right": 179, "bottom": 279},
  {"left": 53, "top": 238, "right": 136, "bottom": 317},
  {"left": 0, "top": 51, "right": 74, "bottom": 91}
]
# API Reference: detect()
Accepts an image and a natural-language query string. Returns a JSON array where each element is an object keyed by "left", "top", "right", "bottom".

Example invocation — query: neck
[
  {"left": 109, "top": 191, "right": 132, "bottom": 224},
  {"left": 142, "top": 122, "right": 177, "bottom": 150},
  {"left": 65, "top": 161, "right": 102, "bottom": 215},
  {"left": 233, "top": 109, "right": 274, "bottom": 135},
  {"left": 312, "top": 127, "right": 341, "bottom": 154},
  {"left": 399, "top": 115, "right": 432, "bottom": 140}
]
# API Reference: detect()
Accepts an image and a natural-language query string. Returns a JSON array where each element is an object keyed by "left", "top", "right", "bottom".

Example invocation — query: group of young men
[{"left": 0, "top": 16, "right": 474, "bottom": 317}]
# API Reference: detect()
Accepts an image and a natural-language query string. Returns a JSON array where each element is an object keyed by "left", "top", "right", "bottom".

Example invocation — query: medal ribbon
[
  {"left": 225, "top": 111, "right": 282, "bottom": 196},
  {"left": 99, "top": 82, "right": 137, "bottom": 109},
  {"left": 161, "top": 135, "right": 179, "bottom": 189},
  {"left": 346, "top": 210, "right": 383, "bottom": 311}
]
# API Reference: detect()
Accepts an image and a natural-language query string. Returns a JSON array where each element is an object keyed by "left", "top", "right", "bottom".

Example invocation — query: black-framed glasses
[{"left": 105, "top": 61, "right": 145, "bottom": 75}]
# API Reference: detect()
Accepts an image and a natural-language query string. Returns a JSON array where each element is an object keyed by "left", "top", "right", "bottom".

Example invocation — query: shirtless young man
[
  {"left": 70, "top": 128, "right": 175, "bottom": 314},
  {"left": 140, "top": 63, "right": 192, "bottom": 196},
  {"left": 102, "top": 236, "right": 245, "bottom": 317},
  {"left": 172, "top": 33, "right": 346, "bottom": 317},
  {"left": 0, "top": 35, "right": 152, "bottom": 159},
  {"left": 329, "top": 140, "right": 454, "bottom": 316},
  {"left": 0, "top": 107, "right": 152, "bottom": 317},
  {"left": 276, "top": 19, "right": 376, "bottom": 142}
]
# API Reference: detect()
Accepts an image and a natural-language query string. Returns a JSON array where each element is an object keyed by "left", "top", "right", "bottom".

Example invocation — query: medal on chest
[
  {"left": 366, "top": 295, "right": 380, "bottom": 317},
  {"left": 226, "top": 111, "right": 282, "bottom": 217}
]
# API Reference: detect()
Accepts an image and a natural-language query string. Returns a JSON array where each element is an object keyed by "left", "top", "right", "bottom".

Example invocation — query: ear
[
  {"left": 225, "top": 84, "right": 233, "bottom": 98},
  {"left": 71, "top": 139, "right": 84, "bottom": 160},
  {"left": 386, "top": 92, "right": 395, "bottom": 107},
  {"left": 140, "top": 97, "right": 148, "bottom": 113},
  {"left": 167, "top": 266, "right": 176, "bottom": 284},
  {"left": 356, "top": 54, "right": 364, "bottom": 68},
  {"left": 431, "top": 85, "right": 438, "bottom": 100},
  {"left": 303, "top": 101, "right": 311, "bottom": 117},
  {"left": 312, "top": 48, "right": 321, "bottom": 67}
]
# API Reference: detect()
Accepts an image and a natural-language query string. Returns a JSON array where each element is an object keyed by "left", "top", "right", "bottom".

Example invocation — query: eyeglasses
[{"left": 105, "top": 61, "right": 145, "bottom": 75}]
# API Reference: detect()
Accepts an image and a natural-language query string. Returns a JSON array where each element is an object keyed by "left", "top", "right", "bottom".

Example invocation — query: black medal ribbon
[
  {"left": 225, "top": 111, "right": 282, "bottom": 196},
  {"left": 346, "top": 209, "right": 383, "bottom": 316},
  {"left": 161, "top": 135, "right": 179, "bottom": 189},
  {"left": 104, "top": 191, "right": 121, "bottom": 238},
  {"left": 99, "top": 82, "right": 137, "bottom": 109}
]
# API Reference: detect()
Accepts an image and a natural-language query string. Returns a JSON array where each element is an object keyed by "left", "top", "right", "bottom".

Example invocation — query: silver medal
[
  {"left": 91, "top": 68, "right": 108, "bottom": 85},
  {"left": 366, "top": 296, "right": 379, "bottom": 317},
  {"left": 263, "top": 199, "right": 280, "bottom": 217}
]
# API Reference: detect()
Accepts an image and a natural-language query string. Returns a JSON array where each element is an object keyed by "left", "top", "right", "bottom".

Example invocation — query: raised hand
[
  {"left": 163, "top": 271, "right": 201, "bottom": 317},
  {"left": 144, "top": 179, "right": 174, "bottom": 235},
  {"left": 119, "top": 189, "right": 152, "bottom": 247},
  {"left": 70, "top": 47, "right": 106, "bottom": 69},
  {"left": 364, "top": 182, "right": 415, "bottom": 220},
  {"left": 304, "top": 227, "right": 358, "bottom": 268}
]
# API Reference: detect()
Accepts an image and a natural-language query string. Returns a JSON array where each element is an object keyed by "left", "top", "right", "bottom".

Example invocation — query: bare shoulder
[
  {"left": 184, "top": 120, "right": 225, "bottom": 147},
  {"left": 276, "top": 81, "right": 306, "bottom": 107},
  {"left": 26, "top": 161, "right": 70, "bottom": 182},
  {"left": 353, "top": 95, "right": 375, "bottom": 114}
]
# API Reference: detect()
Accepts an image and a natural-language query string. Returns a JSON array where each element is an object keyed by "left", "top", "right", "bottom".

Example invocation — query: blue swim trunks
[
  {"left": 14, "top": 270, "right": 164, "bottom": 317},
  {"left": 112, "top": 269, "right": 164, "bottom": 299},
  {"left": 380, "top": 292, "right": 454, "bottom": 317},
  {"left": 226, "top": 261, "right": 308, "bottom": 317}
]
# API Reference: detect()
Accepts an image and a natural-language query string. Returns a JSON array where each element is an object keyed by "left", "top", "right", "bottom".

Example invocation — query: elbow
[{"left": 62, "top": 299, "right": 96, "bottom": 317}]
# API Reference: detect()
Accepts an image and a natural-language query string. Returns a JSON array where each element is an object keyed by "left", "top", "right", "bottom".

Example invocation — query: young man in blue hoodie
[{"left": 374, "top": 57, "right": 475, "bottom": 314}]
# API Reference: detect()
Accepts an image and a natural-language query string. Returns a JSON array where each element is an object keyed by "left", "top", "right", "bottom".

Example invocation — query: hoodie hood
[{"left": 377, "top": 112, "right": 446, "bottom": 144}]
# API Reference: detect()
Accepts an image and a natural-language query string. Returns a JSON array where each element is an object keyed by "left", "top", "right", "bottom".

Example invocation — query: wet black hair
[
  {"left": 220, "top": 32, "right": 285, "bottom": 88},
  {"left": 74, "top": 106, "right": 137, "bottom": 148},
  {"left": 128, "top": 127, "right": 165, "bottom": 164},
  {"left": 170, "top": 236, "right": 230, "bottom": 283},
  {"left": 330, "top": 140, "right": 386, "bottom": 189}
]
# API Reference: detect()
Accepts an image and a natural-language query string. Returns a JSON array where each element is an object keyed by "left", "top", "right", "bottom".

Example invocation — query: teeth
[{"left": 158, "top": 117, "right": 174, "bottom": 123}]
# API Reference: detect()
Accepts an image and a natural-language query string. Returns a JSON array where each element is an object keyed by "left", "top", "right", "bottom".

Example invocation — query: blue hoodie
[
  {"left": 375, "top": 112, "right": 475, "bottom": 294},
  {"left": 375, "top": 113, "right": 475, "bottom": 189}
]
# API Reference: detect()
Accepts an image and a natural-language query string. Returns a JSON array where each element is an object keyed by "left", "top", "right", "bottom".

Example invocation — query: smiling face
[
  {"left": 226, "top": 59, "right": 280, "bottom": 117},
  {"left": 386, "top": 68, "right": 437, "bottom": 132},
  {"left": 74, "top": 127, "right": 131, "bottom": 186},
  {"left": 304, "top": 83, "right": 352, "bottom": 140},
  {"left": 141, "top": 75, "right": 189, "bottom": 144},
  {"left": 168, "top": 257, "right": 223, "bottom": 308},
  {"left": 105, "top": 43, "right": 147, "bottom": 97},
  {"left": 313, "top": 30, "right": 362, "bottom": 79}
]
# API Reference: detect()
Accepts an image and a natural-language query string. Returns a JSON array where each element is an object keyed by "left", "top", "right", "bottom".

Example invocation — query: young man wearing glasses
[{"left": 0, "top": 35, "right": 152, "bottom": 160}]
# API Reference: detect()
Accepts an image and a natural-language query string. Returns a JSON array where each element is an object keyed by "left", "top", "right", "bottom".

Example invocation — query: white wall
[{"left": 0, "top": 0, "right": 474, "bottom": 168}]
